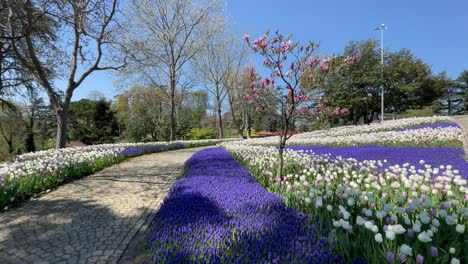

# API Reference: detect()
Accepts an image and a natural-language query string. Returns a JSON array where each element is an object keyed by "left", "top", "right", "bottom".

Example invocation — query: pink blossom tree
[{"left": 244, "top": 31, "right": 356, "bottom": 178}]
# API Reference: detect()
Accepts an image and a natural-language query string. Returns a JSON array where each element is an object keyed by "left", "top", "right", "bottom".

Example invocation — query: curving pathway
[{"left": 0, "top": 147, "right": 207, "bottom": 264}]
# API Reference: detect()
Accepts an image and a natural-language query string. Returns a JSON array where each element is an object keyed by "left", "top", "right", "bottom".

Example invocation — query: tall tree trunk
[
  {"left": 56, "top": 108, "right": 68, "bottom": 148},
  {"left": 25, "top": 109, "right": 36, "bottom": 152},
  {"left": 216, "top": 95, "right": 223, "bottom": 139},
  {"left": 245, "top": 109, "right": 251, "bottom": 139},
  {"left": 276, "top": 109, "right": 289, "bottom": 180},
  {"left": 276, "top": 134, "right": 287, "bottom": 180},
  {"left": 169, "top": 74, "right": 177, "bottom": 141},
  {"left": 227, "top": 91, "right": 244, "bottom": 138}
]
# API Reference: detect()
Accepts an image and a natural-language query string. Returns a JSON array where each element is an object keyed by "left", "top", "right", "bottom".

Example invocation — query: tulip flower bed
[
  {"left": 222, "top": 143, "right": 467, "bottom": 264},
  {"left": 0, "top": 139, "right": 227, "bottom": 211},
  {"left": 145, "top": 148, "right": 342, "bottom": 263},
  {"left": 246, "top": 117, "right": 463, "bottom": 148},
  {"left": 285, "top": 146, "right": 468, "bottom": 177},
  {"left": 395, "top": 122, "right": 460, "bottom": 132}
]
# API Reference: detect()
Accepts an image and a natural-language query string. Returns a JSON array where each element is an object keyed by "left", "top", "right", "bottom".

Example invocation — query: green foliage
[
  {"left": 186, "top": 127, "right": 217, "bottom": 140},
  {"left": 434, "top": 72, "right": 465, "bottom": 116},
  {"left": 397, "top": 106, "right": 436, "bottom": 118},
  {"left": 319, "top": 40, "right": 445, "bottom": 124},
  {"left": 69, "top": 99, "right": 118, "bottom": 144}
]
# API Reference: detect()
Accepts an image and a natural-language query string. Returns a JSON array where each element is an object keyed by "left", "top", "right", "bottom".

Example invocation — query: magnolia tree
[{"left": 244, "top": 31, "right": 356, "bottom": 178}]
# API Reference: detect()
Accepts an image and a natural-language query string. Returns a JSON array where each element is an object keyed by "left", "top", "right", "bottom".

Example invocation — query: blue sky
[{"left": 72, "top": 0, "right": 468, "bottom": 101}]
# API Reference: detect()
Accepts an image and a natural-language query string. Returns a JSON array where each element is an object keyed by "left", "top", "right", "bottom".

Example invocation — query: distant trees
[
  {"left": 69, "top": 99, "right": 118, "bottom": 144},
  {"left": 435, "top": 72, "right": 465, "bottom": 116},
  {"left": 123, "top": 0, "right": 222, "bottom": 141},
  {"left": 112, "top": 86, "right": 212, "bottom": 142},
  {"left": 319, "top": 40, "right": 447, "bottom": 124},
  {"left": 192, "top": 32, "right": 247, "bottom": 139}
]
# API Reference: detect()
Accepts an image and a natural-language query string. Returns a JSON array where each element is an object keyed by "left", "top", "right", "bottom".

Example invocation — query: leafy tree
[
  {"left": 321, "top": 40, "right": 445, "bottom": 124},
  {"left": 118, "top": 86, "right": 170, "bottom": 142},
  {"left": 189, "top": 90, "right": 209, "bottom": 128},
  {"left": 385, "top": 49, "right": 443, "bottom": 111},
  {"left": 69, "top": 99, "right": 118, "bottom": 144},
  {"left": 454, "top": 70, "right": 468, "bottom": 110},
  {"left": 318, "top": 40, "right": 380, "bottom": 125},
  {"left": 0, "top": 101, "right": 23, "bottom": 154},
  {"left": 21, "top": 85, "right": 44, "bottom": 152},
  {"left": 435, "top": 72, "right": 464, "bottom": 116}
]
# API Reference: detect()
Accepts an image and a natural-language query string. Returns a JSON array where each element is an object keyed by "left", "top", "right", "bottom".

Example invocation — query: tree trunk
[
  {"left": 7, "top": 140, "right": 14, "bottom": 154},
  {"left": 245, "top": 109, "right": 251, "bottom": 139},
  {"left": 276, "top": 134, "right": 286, "bottom": 179},
  {"left": 169, "top": 76, "right": 177, "bottom": 141},
  {"left": 56, "top": 109, "right": 68, "bottom": 149},
  {"left": 217, "top": 99, "right": 223, "bottom": 139}
]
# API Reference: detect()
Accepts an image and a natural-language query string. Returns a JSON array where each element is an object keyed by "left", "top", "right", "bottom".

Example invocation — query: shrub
[{"left": 186, "top": 127, "right": 217, "bottom": 140}]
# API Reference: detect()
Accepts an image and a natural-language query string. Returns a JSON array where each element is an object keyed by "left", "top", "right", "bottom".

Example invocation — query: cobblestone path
[
  {"left": 0, "top": 147, "right": 208, "bottom": 264},
  {"left": 452, "top": 115, "right": 468, "bottom": 159}
]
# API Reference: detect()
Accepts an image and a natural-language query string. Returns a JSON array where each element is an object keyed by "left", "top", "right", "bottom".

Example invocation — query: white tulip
[
  {"left": 385, "top": 230, "right": 395, "bottom": 240},
  {"left": 417, "top": 231, "right": 432, "bottom": 243},
  {"left": 374, "top": 233, "right": 383, "bottom": 243}
]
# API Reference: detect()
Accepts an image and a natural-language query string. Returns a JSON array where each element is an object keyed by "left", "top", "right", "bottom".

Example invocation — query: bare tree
[
  {"left": 192, "top": 33, "right": 246, "bottom": 138},
  {"left": 227, "top": 68, "right": 254, "bottom": 138},
  {"left": 123, "top": 0, "right": 222, "bottom": 141},
  {"left": 3, "top": 0, "right": 125, "bottom": 149}
]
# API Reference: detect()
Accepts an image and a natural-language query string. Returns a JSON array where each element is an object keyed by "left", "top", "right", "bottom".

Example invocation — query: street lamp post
[{"left": 375, "top": 24, "right": 387, "bottom": 122}]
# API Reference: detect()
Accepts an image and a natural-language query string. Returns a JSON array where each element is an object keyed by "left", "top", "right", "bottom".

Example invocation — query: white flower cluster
[
  {"left": 222, "top": 142, "right": 467, "bottom": 262},
  {"left": 2, "top": 139, "right": 230, "bottom": 182},
  {"left": 236, "top": 116, "right": 462, "bottom": 147}
]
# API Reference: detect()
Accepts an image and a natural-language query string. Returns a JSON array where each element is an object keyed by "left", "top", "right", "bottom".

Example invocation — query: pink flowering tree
[
  {"left": 244, "top": 31, "right": 355, "bottom": 178},
  {"left": 311, "top": 96, "right": 350, "bottom": 129}
]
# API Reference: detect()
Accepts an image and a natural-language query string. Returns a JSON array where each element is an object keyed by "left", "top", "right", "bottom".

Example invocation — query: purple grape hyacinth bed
[
  {"left": 145, "top": 148, "right": 342, "bottom": 264},
  {"left": 285, "top": 145, "right": 468, "bottom": 178}
]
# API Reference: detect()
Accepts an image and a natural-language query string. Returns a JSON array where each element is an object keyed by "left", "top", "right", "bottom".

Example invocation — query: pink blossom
[
  {"left": 243, "top": 34, "right": 250, "bottom": 42},
  {"left": 320, "top": 65, "right": 329, "bottom": 72}
]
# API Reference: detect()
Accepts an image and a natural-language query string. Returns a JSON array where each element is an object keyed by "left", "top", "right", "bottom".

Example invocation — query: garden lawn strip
[
  {"left": 146, "top": 148, "right": 342, "bottom": 263},
  {"left": 285, "top": 145, "right": 468, "bottom": 178}
]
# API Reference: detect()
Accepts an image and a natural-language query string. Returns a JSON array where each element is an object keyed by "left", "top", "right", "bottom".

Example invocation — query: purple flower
[
  {"left": 399, "top": 252, "right": 407, "bottom": 262},
  {"left": 416, "top": 254, "right": 424, "bottom": 264},
  {"left": 285, "top": 145, "right": 467, "bottom": 179},
  {"left": 429, "top": 246, "right": 439, "bottom": 257},
  {"left": 386, "top": 251, "right": 395, "bottom": 263},
  {"left": 146, "top": 148, "right": 342, "bottom": 263}
]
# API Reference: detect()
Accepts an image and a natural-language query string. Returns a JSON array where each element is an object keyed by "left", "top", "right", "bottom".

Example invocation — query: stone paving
[
  {"left": 452, "top": 115, "right": 468, "bottom": 160},
  {"left": 0, "top": 147, "right": 208, "bottom": 264}
]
